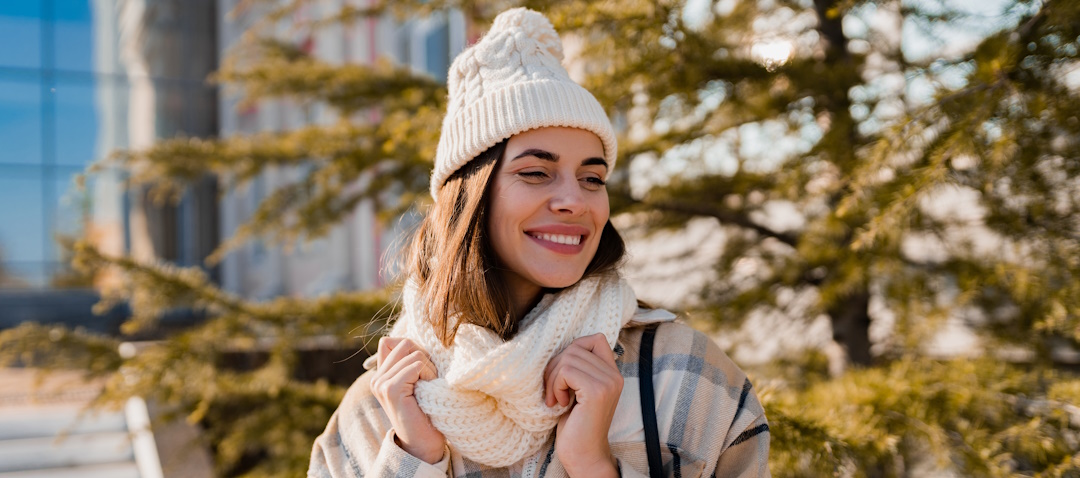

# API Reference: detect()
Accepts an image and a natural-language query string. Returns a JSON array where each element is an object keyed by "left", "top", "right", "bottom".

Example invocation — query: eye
[
  {"left": 517, "top": 170, "right": 550, "bottom": 181},
  {"left": 581, "top": 176, "right": 606, "bottom": 190}
]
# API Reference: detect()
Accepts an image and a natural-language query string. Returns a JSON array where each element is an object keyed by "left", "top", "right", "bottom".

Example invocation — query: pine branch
[
  {"left": 216, "top": 45, "right": 445, "bottom": 114},
  {"left": 0, "top": 323, "right": 122, "bottom": 376},
  {"left": 71, "top": 241, "right": 393, "bottom": 337},
  {"left": 648, "top": 198, "right": 800, "bottom": 247}
]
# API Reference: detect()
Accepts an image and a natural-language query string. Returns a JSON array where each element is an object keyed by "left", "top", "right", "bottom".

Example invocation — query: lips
[
  {"left": 527, "top": 232, "right": 581, "bottom": 245},
  {"left": 524, "top": 225, "right": 590, "bottom": 254}
]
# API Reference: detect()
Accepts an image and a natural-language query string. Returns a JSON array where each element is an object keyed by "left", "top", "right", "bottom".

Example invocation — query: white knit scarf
[{"left": 364, "top": 273, "right": 667, "bottom": 467}]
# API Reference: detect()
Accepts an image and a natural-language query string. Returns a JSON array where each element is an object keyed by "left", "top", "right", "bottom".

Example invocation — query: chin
[{"left": 534, "top": 269, "right": 589, "bottom": 289}]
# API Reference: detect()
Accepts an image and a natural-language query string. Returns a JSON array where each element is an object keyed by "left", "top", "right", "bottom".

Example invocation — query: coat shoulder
[{"left": 620, "top": 316, "right": 750, "bottom": 389}]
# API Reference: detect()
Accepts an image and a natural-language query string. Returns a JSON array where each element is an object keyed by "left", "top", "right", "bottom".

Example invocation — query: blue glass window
[
  {"left": 0, "top": 172, "right": 47, "bottom": 287},
  {"left": 0, "top": 2, "right": 43, "bottom": 70},
  {"left": 424, "top": 19, "right": 449, "bottom": 83},
  {"left": 0, "top": 0, "right": 217, "bottom": 290},
  {"left": 53, "top": 0, "right": 97, "bottom": 73},
  {"left": 50, "top": 168, "right": 87, "bottom": 256},
  {"left": 55, "top": 76, "right": 108, "bottom": 167},
  {"left": 0, "top": 77, "right": 44, "bottom": 166}
]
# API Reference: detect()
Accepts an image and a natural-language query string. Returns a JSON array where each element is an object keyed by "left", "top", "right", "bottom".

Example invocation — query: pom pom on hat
[
  {"left": 430, "top": 8, "right": 617, "bottom": 200},
  {"left": 489, "top": 8, "right": 563, "bottom": 61}
]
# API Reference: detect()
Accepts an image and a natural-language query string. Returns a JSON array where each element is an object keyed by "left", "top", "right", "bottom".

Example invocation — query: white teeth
[{"left": 533, "top": 233, "right": 581, "bottom": 245}]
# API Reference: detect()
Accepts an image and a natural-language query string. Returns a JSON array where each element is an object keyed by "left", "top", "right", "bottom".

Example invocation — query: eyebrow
[{"left": 511, "top": 148, "right": 608, "bottom": 170}]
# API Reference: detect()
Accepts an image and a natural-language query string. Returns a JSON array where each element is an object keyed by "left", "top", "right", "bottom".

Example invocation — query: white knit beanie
[{"left": 430, "top": 8, "right": 618, "bottom": 199}]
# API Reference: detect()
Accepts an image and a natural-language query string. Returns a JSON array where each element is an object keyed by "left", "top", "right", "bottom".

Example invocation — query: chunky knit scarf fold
[{"left": 365, "top": 273, "right": 663, "bottom": 467}]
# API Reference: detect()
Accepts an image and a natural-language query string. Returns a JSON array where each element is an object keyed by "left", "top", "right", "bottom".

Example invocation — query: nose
[{"left": 548, "top": 176, "right": 587, "bottom": 216}]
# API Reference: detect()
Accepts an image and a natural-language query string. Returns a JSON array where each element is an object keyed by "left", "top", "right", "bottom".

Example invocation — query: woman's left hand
[{"left": 544, "top": 333, "right": 622, "bottom": 478}]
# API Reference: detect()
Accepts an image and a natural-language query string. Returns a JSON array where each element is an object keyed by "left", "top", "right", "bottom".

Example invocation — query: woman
[{"left": 309, "top": 8, "right": 770, "bottom": 478}]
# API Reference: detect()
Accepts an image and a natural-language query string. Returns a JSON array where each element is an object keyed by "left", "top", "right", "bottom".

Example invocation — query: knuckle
[
  {"left": 545, "top": 354, "right": 563, "bottom": 370},
  {"left": 563, "top": 364, "right": 581, "bottom": 378},
  {"left": 378, "top": 336, "right": 393, "bottom": 350},
  {"left": 381, "top": 379, "right": 402, "bottom": 396}
]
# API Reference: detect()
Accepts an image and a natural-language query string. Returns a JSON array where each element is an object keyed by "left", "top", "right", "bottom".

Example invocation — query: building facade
[
  {"left": 0, "top": 0, "right": 218, "bottom": 326},
  {"left": 216, "top": 0, "right": 466, "bottom": 299},
  {"left": 0, "top": 0, "right": 468, "bottom": 323}
]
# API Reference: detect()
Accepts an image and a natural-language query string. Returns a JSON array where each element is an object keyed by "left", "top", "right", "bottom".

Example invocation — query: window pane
[
  {"left": 52, "top": 169, "right": 87, "bottom": 249},
  {"left": 53, "top": 0, "right": 96, "bottom": 73},
  {"left": 0, "top": 78, "right": 43, "bottom": 165},
  {"left": 55, "top": 76, "right": 117, "bottom": 167},
  {"left": 0, "top": 3, "right": 43, "bottom": 69},
  {"left": 47, "top": 260, "right": 93, "bottom": 288},
  {"left": 48, "top": 169, "right": 95, "bottom": 288},
  {"left": 0, "top": 173, "right": 47, "bottom": 266},
  {"left": 0, "top": 261, "right": 48, "bottom": 289},
  {"left": 424, "top": 20, "right": 449, "bottom": 83}
]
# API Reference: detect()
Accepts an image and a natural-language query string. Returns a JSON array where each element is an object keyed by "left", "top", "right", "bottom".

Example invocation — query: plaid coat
[{"left": 308, "top": 319, "right": 771, "bottom": 478}]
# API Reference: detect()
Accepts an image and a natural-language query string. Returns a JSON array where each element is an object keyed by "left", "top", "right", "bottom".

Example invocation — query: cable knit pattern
[
  {"left": 431, "top": 8, "right": 618, "bottom": 199},
  {"left": 363, "top": 274, "right": 669, "bottom": 467}
]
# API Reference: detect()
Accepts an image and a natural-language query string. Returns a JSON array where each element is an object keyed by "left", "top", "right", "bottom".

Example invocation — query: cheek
[
  {"left": 487, "top": 205, "right": 510, "bottom": 248},
  {"left": 592, "top": 195, "right": 611, "bottom": 229},
  {"left": 487, "top": 187, "right": 521, "bottom": 257}
]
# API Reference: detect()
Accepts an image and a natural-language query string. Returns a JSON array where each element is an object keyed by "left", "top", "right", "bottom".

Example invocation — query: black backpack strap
[{"left": 638, "top": 323, "right": 663, "bottom": 478}]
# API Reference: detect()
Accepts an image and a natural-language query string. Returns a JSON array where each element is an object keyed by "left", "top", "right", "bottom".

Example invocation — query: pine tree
[
  {"left": 2, "top": 0, "right": 1079, "bottom": 476},
  {"left": 536, "top": 0, "right": 1080, "bottom": 473}
]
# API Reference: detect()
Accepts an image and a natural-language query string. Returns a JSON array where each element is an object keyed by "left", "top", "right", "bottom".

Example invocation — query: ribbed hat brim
[{"left": 430, "top": 79, "right": 618, "bottom": 199}]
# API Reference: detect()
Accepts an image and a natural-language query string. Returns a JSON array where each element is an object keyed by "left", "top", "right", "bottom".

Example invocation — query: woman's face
[{"left": 487, "top": 127, "right": 610, "bottom": 297}]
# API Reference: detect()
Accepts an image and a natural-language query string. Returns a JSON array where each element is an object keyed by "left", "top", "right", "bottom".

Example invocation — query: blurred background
[{"left": 0, "top": 0, "right": 1078, "bottom": 476}]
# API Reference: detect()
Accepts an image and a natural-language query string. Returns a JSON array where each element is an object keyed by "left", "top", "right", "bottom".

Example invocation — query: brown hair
[{"left": 404, "top": 139, "right": 627, "bottom": 346}]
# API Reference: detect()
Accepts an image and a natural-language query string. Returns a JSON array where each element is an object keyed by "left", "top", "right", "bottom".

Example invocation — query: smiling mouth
[{"left": 526, "top": 232, "right": 583, "bottom": 246}]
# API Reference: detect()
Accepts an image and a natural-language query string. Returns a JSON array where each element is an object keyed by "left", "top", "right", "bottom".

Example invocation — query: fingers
[
  {"left": 376, "top": 338, "right": 437, "bottom": 381},
  {"left": 415, "top": 355, "right": 438, "bottom": 381},
  {"left": 549, "top": 360, "right": 604, "bottom": 405},
  {"left": 369, "top": 340, "right": 446, "bottom": 464},
  {"left": 575, "top": 333, "right": 616, "bottom": 364},
  {"left": 382, "top": 351, "right": 433, "bottom": 382},
  {"left": 544, "top": 356, "right": 558, "bottom": 407},
  {"left": 547, "top": 354, "right": 616, "bottom": 407},
  {"left": 545, "top": 354, "right": 572, "bottom": 407},
  {"left": 544, "top": 334, "right": 621, "bottom": 407},
  {"left": 376, "top": 336, "right": 406, "bottom": 370}
]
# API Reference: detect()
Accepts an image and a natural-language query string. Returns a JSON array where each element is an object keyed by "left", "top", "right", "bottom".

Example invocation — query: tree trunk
[
  {"left": 812, "top": 0, "right": 850, "bottom": 62},
  {"left": 812, "top": 0, "right": 872, "bottom": 371},
  {"left": 827, "top": 289, "right": 873, "bottom": 371}
]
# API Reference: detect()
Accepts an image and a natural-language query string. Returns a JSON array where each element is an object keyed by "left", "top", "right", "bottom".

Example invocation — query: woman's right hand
[{"left": 370, "top": 337, "right": 446, "bottom": 464}]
